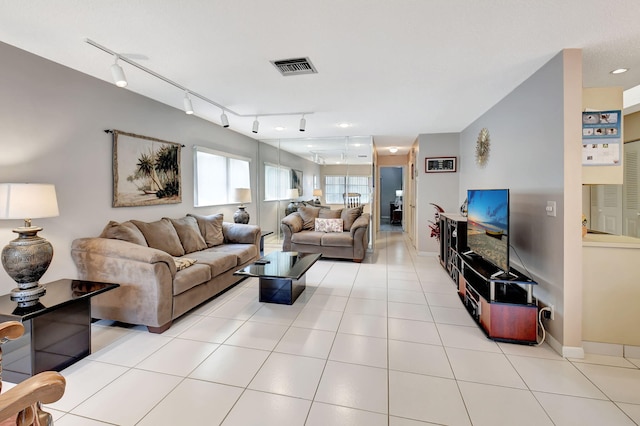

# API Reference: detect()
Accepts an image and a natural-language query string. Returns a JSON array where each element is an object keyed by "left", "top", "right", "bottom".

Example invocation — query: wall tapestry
[
  {"left": 111, "top": 130, "right": 182, "bottom": 207},
  {"left": 292, "top": 169, "right": 303, "bottom": 197}
]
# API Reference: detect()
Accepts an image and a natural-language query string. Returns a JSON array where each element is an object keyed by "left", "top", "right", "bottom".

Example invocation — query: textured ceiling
[{"left": 1, "top": 0, "right": 640, "bottom": 160}]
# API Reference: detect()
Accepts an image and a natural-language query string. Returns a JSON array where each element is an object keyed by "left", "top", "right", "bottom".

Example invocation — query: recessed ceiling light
[
  {"left": 389, "top": 147, "right": 398, "bottom": 153},
  {"left": 275, "top": 126, "right": 285, "bottom": 131},
  {"left": 338, "top": 123, "right": 351, "bottom": 128},
  {"left": 611, "top": 68, "right": 629, "bottom": 74}
]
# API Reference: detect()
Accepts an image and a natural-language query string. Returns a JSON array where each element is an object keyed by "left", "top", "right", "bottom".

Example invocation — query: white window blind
[
  {"left": 325, "top": 175, "right": 371, "bottom": 204},
  {"left": 264, "top": 163, "right": 292, "bottom": 201},
  {"left": 194, "top": 147, "right": 250, "bottom": 207}
]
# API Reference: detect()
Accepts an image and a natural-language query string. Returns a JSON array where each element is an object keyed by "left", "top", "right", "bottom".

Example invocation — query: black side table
[{"left": 0, "top": 279, "right": 119, "bottom": 383}]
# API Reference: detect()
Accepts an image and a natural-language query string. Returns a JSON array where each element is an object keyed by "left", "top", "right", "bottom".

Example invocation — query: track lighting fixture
[
  {"left": 220, "top": 110, "right": 229, "bottom": 128},
  {"left": 183, "top": 92, "right": 194, "bottom": 115},
  {"left": 252, "top": 118, "right": 259, "bottom": 134},
  {"left": 110, "top": 55, "right": 127, "bottom": 88},
  {"left": 299, "top": 115, "right": 306, "bottom": 132}
]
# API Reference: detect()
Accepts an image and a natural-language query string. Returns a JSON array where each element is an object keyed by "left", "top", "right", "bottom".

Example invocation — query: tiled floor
[{"left": 30, "top": 231, "right": 640, "bottom": 424}]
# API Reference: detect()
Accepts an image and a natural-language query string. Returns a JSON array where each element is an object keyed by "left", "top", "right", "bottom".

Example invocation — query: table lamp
[
  {"left": 286, "top": 188, "right": 299, "bottom": 214},
  {"left": 395, "top": 189, "right": 403, "bottom": 208},
  {"left": 0, "top": 183, "right": 59, "bottom": 307},
  {"left": 232, "top": 188, "right": 251, "bottom": 224},
  {"left": 312, "top": 189, "right": 322, "bottom": 205}
]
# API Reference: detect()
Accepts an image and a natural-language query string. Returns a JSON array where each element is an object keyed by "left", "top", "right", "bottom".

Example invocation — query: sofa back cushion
[
  {"left": 341, "top": 206, "right": 363, "bottom": 231},
  {"left": 131, "top": 218, "right": 185, "bottom": 257},
  {"left": 319, "top": 208, "right": 342, "bottom": 219},
  {"left": 298, "top": 205, "right": 321, "bottom": 230},
  {"left": 168, "top": 216, "right": 207, "bottom": 254},
  {"left": 188, "top": 213, "right": 224, "bottom": 247},
  {"left": 100, "top": 221, "right": 148, "bottom": 247}
]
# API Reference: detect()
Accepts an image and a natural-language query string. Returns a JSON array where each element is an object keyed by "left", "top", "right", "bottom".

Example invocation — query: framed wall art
[
  {"left": 425, "top": 156, "right": 457, "bottom": 173},
  {"left": 111, "top": 130, "right": 182, "bottom": 207},
  {"left": 291, "top": 169, "right": 303, "bottom": 197}
]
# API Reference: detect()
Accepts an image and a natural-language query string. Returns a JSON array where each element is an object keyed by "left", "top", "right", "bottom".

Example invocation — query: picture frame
[
  {"left": 291, "top": 169, "right": 303, "bottom": 197},
  {"left": 425, "top": 156, "right": 457, "bottom": 173},
  {"left": 112, "top": 130, "right": 182, "bottom": 207}
]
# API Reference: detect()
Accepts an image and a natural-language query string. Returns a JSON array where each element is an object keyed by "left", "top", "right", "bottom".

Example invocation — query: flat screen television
[{"left": 466, "top": 189, "right": 510, "bottom": 275}]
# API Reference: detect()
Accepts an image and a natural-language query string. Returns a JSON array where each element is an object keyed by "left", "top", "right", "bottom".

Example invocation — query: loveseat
[
  {"left": 281, "top": 205, "right": 370, "bottom": 262},
  {"left": 71, "top": 214, "right": 260, "bottom": 333}
]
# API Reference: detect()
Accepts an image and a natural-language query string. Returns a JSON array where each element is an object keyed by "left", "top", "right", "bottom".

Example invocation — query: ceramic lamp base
[{"left": 234, "top": 206, "right": 250, "bottom": 224}]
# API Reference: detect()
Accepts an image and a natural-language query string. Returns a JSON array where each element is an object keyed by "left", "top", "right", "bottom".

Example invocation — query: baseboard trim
[{"left": 544, "top": 333, "right": 584, "bottom": 359}]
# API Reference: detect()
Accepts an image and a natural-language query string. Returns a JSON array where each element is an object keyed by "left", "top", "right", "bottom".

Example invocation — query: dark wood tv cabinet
[{"left": 439, "top": 213, "right": 538, "bottom": 344}]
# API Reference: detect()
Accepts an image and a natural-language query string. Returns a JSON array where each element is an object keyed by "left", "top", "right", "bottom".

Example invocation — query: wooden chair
[
  {"left": 343, "top": 192, "right": 361, "bottom": 208},
  {"left": 0, "top": 321, "right": 66, "bottom": 426}
]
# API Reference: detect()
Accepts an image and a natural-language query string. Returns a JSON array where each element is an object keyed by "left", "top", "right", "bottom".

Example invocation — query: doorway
[{"left": 380, "top": 166, "right": 403, "bottom": 231}]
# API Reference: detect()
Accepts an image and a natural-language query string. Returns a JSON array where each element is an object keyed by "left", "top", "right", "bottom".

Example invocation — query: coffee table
[
  {"left": 234, "top": 251, "right": 321, "bottom": 305},
  {"left": 0, "top": 279, "right": 119, "bottom": 383}
]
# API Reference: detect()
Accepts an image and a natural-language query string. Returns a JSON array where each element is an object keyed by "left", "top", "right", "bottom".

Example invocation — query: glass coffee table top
[{"left": 235, "top": 251, "right": 321, "bottom": 280}]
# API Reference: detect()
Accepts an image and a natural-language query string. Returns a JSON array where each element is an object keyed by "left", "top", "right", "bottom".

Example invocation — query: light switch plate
[{"left": 546, "top": 201, "right": 556, "bottom": 217}]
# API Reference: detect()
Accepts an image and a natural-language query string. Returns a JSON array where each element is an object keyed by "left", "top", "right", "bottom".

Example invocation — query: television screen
[{"left": 466, "top": 189, "right": 509, "bottom": 273}]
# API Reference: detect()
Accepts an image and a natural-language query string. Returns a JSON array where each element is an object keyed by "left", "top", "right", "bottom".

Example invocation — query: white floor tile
[
  {"left": 497, "top": 341, "right": 563, "bottom": 359},
  {"left": 436, "top": 323, "right": 501, "bottom": 353},
  {"left": 306, "top": 402, "right": 388, "bottom": 426},
  {"left": 274, "top": 326, "right": 335, "bottom": 359},
  {"left": 388, "top": 288, "right": 428, "bottom": 305},
  {"left": 208, "top": 298, "right": 262, "bottom": 320},
  {"left": 387, "top": 278, "right": 422, "bottom": 291},
  {"left": 350, "top": 286, "right": 388, "bottom": 300},
  {"left": 508, "top": 355, "right": 607, "bottom": 399},
  {"left": 389, "top": 370, "right": 470, "bottom": 425},
  {"left": 189, "top": 344, "right": 269, "bottom": 387},
  {"left": 248, "top": 352, "right": 325, "bottom": 399},
  {"left": 70, "top": 369, "right": 182, "bottom": 425},
  {"left": 345, "top": 297, "right": 388, "bottom": 317},
  {"left": 56, "top": 414, "right": 114, "bottom": 425},
  {"left": 569, "top": 352, "right": 638, "bottom": 368},
  {"left": 446, "top": 347, "right": 527, "bottom": 388},
  {"left": 87, "top": 330, "right": 172, "bottom": 367},
  {"left": 534, "top": 391, "right": 636, "bottom": 426},
  {"left": 617, "top": 402, "right": 640, "bottom": 424},
  {"left": 137, "top": 379, "right": 242, "bottom": 425},
  {"left": 425, "top": 291, "right": 464, "bottom": 308},
  {"left": 388, "top": 318, "right": 441, "bottom": 345},
  {"left": 315, "top": 361, "right": 388, "bottom": 414},
  {"left": 248, "top": 302, "right": 303, "bottom": 326},
  {"left": 459, "top": 381, "right": 553, "bottom": 426},
  {"left": 223, "top": 321, "right": 288, "bottom": 351},
  {"left": 574, "top": 362, "right": 640, "bottom": 404},
  {"left": 430, "top": 305, "right": 476, "bottom": 326},
  {"left": 389, "top": 417, "right": 437, "bottom": 426},
  {"left": 304, "top": 293, "right": 349, "bottom": 311},
  {"left": 221, "top": 389, "right": 312, "bottom": 426},
  {"left": 329, "top": 333, "right": 387, "bottom": 368},
  {"left": 177, "top": 315, "right": 245, "bottom": 343},
  {"left": 338, "top": 312, "right": 387, "bottom": 338},
  {"left": 388, "top": 301, "right": 433, "bottom": 322},
  {"left": 135, "top": 338, "right": 218, "bottom": 376},
  {"left": 293, "top": 306, "right": 343, "bottom": 331},
  {"left": 389, "top": 340, "right": 454, "bottom": 379}
]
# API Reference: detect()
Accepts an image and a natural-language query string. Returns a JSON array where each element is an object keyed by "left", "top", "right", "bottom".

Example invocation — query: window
[
  {"left": 194, "top": 146, "right": 250, "bottom": 207},
  {"left": 264, "top": 163, "right": 293, "bottom": 201},
  {"left": 325, "top": 175, "right": 371, "bottom": 204}
]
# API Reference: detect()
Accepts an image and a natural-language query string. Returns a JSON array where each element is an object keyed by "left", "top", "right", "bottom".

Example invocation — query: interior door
[{"left": 623, "top": 141, "right": 640, "bottom": 237}]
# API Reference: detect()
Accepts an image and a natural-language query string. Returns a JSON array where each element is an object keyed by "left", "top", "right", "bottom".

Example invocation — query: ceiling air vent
[{"left": 271, "top": 57, "right": 318, "bottom": 76}]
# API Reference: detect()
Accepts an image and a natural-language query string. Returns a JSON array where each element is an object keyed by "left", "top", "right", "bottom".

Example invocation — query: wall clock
[{"left": 476, "top": 128, "right": 490, "bottom": 166}]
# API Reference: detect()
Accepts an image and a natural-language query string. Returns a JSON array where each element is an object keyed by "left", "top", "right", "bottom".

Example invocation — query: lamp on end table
[
  {"left": 0, "top": 183, "right": 59, "bottom": 307},
  {"left": 232, "top": 188, "right": 252, "bottom": 224},
  {"left": 312, "top": 189, "right": 322, "bottom": 205}
]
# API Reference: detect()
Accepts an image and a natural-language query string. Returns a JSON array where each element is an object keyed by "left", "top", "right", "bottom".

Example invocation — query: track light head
[
  {"left": 110, "top": 56, "right": 127, "bottom": 88},
  {"left": 299, "top": 116, "right": 306, "bottom": 132},
  {"left": 221, "top": 111, "right": 229, "bottom": 128},
  {"left": 252, "top": 118, "right": 259, "bottom": 134},
  {"left": 183, "top": 92, "right": 194, "bottom": 115}
]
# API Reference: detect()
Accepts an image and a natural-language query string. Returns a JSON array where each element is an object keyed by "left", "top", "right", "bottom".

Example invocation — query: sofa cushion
[
  {"left": 188, "top": 213, "right": 224, "bottom": 247},
  {"left": 173, "top": 263, "right": 212, "bottom": 295},
  {"left": 183, "top": 250, "right": 238, "bottom": 277},
  {"left": 321, "top": 232, "right": 354, "bottom": 247},
  {"left": 168, "top": 216, "right": 207, "bottom": 253},
  {"left": 282, "top": 213, "right": 303, "bottom": 233},
  {"left": 298, "top": 206, "right": 321, "bottom": 230},
  {"left": 131, "top": 218, "right": 185, "bottom": 257},
  {"left": 319, "top": 208, "right": 342, "bottom": 219},
  {"left": 208, "top": 244, "right": 258, "bottom": 265},
  {"left": 341, "top": 206, "right": 363, "bottom": 231},
  {"left": 315, "top": 218, "right": 344, "bottom": 232},
  {"left": 291, "top": 231, "right": 323, "bottom": 245},
  {"left": 100, "top": 221, "right": 148, "bottom": 246}
]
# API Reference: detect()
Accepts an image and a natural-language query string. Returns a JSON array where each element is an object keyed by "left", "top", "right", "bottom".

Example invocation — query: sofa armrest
[
  {"left": 350, "top": 213, "right": 370, "bottom": 236},
  {"left": 281, "top": 213, "right": 303, "bottom": 251},
  {"left": 222, "top": 222, "right": 260, "bottom": 246}
]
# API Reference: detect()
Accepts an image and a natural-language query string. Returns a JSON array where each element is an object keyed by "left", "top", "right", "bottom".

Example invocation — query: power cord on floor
[{"left": 537, "top": 307, "right": 552, "bottom": 346}]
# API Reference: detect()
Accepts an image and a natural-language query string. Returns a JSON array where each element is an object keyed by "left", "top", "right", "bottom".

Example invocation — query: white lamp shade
[
  {"left": 289, "top": 188, "right": 299, "bottom": 199},
  {"left": 232, "top": 188, "right": 252, "bottom": 204},
  {"left": 0, "top": 183, "right": 59, "bottom": 220},
  {"left": 313, "top": 189, "right": 322, "bottom": 197},
  {"left": 395, "top": 190, "right": 403, "bottom": 197}
]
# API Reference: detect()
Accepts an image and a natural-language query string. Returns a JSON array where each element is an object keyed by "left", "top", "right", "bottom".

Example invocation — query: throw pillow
[
  {"left": 100, "top": 221, "right": 148, "bottom": 247},
  {"left": 341, "top": 206, "right": 363, "bottom": 231},
  {"left": 319, "top": 208, "right": 342, "bottom": 219},
  {"left": 174, "top": 257, "right": 197, "bottom": 271},
  {"left": 168, "top": 216, "right": 207, "bottom": 254},
  {"left": 298, "top": 205, "right": 321, "bottom": 230},
  {"left": 187, "top": 213, "right": 224, "bottom": 247},
  {"left": 131, "top": 218, "right": 185, "bottom": 257},
  {"left": 315, "top": 218, "right": 344, "bottom": 233}
]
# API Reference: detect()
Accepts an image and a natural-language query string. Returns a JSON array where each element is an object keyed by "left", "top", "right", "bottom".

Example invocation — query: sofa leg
[
  {"left": 147, "top": 321, "right": 172, "bottom": 334},
  {"left": 353, "top": 259, "right": 363, "bottom": 263}
]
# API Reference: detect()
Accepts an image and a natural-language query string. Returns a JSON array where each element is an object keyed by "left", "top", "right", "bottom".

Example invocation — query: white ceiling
[{"left": 2, "top": 0, "right": 640, "bottom": 159}]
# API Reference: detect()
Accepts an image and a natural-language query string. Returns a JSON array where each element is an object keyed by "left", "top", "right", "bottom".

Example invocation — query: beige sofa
[
  {"left": 281, "top": 205, "right": 370, "bottom": 262},
  {"left": 71, "top": 214, "right": 260, "bottom": 333}
]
